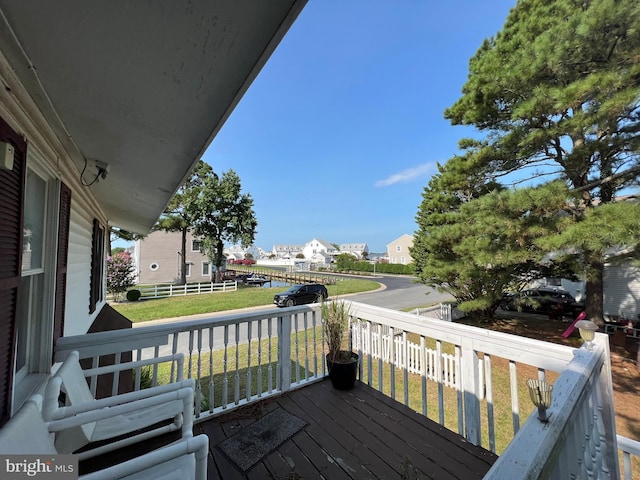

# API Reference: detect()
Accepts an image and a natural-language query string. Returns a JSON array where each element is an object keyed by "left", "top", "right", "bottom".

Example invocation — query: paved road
[
  {"left": 136, "top": 275, "right": 453, "bottom": 358},
  {"left": 349, "top": 274, "right": 453, "bottom": 310}
]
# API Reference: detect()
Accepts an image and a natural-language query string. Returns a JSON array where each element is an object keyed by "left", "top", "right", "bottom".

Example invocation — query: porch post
[
  {"left": 278, "top": 314, "right": 292, "bottom": 392},
  {"left": 461, "top": 337, "right": 481, "bottom": 445},
  {"left": 595, "top": 333, "right": 620, "bottom": 478}
]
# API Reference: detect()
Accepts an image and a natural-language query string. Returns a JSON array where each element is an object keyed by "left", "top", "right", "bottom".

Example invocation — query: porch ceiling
[{"left": 0, "top": 1, "right": 306, "bottom": 233}]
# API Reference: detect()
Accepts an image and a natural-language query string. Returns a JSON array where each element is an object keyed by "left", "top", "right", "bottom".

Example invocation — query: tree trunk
[
  {"left": 179, "top": 228, "right": 187, "bottom": 285},
  {"left": 214, "top": 239, "right": 224, "bottom": 283},
  {"left": 584, "top": 254, "right": 604, "bottom": 326}
]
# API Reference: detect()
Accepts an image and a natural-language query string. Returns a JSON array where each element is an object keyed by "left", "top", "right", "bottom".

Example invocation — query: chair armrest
[
  {"left": 79, "top": 434, "right": 209, "bottom": 480},
  {"left": 47, "top": 387, "right": 194, "bottom": 433},
  {"left": 83, "top": 353, "right": 185, "bottom": 382},
  {"left": 51, "top": 379, "right": 195, "bottom": 419}
]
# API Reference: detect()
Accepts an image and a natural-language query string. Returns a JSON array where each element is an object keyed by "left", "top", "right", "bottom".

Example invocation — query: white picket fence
[{"left": 136, "top": 280, "right": 237, "bottom": 299}]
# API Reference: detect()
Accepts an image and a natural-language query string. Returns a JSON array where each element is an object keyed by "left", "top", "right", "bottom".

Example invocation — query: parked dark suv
[
  {"left": 501, "top": 288, "right": 583, "bottom": 318},
  {"left": 273, "top": 283, "right": 328, "bottom": 307}
]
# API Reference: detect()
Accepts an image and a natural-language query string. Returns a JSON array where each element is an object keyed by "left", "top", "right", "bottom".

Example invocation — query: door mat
[{"left": 218, "top": 408, "right": 307, "bottom": 471}]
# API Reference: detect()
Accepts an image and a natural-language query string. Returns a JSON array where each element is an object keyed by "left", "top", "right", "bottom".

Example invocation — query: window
[
  {"left": 149, "top": 263, "right": 159, "bottom": 271},
  {"left": 396, "top": 245, "right": 401, "bottom": 252},
  {"left": 202, "top": 262, "right": 210, "bottom": 276},
  {"left": 401, "top": 256, "right": 406, "bottom": 265},
  {"left": 191, "top": 240, "right": 202, "bottom": 252},
  {"left": 185, "top": 262, "right": 193, "bottom": 277},
  {"left": 15, "top": 157, "right": 62, "bottom": 409}
]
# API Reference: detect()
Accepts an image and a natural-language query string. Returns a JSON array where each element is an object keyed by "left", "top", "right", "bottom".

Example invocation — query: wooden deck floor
[{"left": 197, "top": 380, "right": 497, "bottom": 479}]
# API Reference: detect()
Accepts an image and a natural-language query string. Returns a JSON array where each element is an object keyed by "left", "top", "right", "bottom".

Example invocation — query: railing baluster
[
  {"left": 257, "top": 319, "right": 263, "bottom": 398},
  {"left": 485, "top": 353, "right": 496, "bottom": 453},
  {"left": 377, "top": 323, "right": 383, "bottom": 391},
  {"left": 403, "top": 331, "right": 409, "bottom": 406},
  {"left": 234, "top": 323, "right": 240, "bottom": 405},
  {"left": 303, "top": 312, "right": 309, "bottom": 381},
  {"left": 455, "top": 346, "right": 463, "bottom": 436},
  {"left": 222, "top": 325, "right": 229, "bottom": 408},
  {"left": 246, "top": 321, "right": 252, "bottom": 401},
  {"left": 366, "top": 321, "right": 373, "bottom": 386},
  {"left": 208, "top": 327, "right": 214, "bottom": 412},
  {"left": 389, "top": 326, "right": 396, "bottom": 401},
  {"left": 509, "top": 360, "right": 519, "bottom": 435},
  {"left": 436, "top": 340, "right": 444, "bottom": 425},
  {"left": 195, "top": 328, "right": 203, "bottom": 417},
  {"left": 268, "top": 317, "right": 273, "bottom": 393},
  {"left": 420, "top": 335, "right": 427, "bottom": 417},
  {"left": 187, "top": 330, "right": 195, "bottom": 380},
  {"left": 294, "top": 312, "right": 300, "bottom": 385},
  {"left": 312, "top": 311, "right": 318, "bottom": 378}
]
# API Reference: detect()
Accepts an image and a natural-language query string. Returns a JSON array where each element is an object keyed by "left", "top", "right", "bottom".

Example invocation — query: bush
[
  {"left": 126, "top": 289, "right": 142, "bottom": 301},
  {"left": 107, "top": 252, "right": 136, "bottom": 302}
]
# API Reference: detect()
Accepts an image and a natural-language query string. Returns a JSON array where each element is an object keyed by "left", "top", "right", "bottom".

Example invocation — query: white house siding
[
  {"left": 66, "top": 201, "right": 105, "bottom": 337},
  {"left": 604, "top": 264, "right": 639, "bottom": 320}
]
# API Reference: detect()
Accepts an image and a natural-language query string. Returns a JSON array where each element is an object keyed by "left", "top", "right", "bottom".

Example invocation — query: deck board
[
  {"left": 197, "top": 380, "right": 497, "bottom": 479},
  {"left": 83, "top": 379, "right": 497, "bottom": 479}
]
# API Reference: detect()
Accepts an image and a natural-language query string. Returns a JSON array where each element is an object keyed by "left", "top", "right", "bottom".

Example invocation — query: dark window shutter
[
  {"left": 0, "top": 116, "right": 27, "bottom": 426},
  {"left": 89, "top": 219, "right": 104, "bottom": 314},
  {"left": 53, "top": 183, "right": 71, "bottom": 351}
]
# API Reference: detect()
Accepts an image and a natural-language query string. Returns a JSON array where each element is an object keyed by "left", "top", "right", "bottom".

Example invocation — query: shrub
[
  {"left": 107, "top": 252, "right": 136, "bottom": 302},
  {"left": 126, "top": 289, "right": 141, "bottom": 301}
]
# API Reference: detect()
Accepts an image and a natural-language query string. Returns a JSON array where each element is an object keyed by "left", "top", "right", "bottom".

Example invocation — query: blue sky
[{"left": 204, "top": 1, "right": 518, "bottom": 253}]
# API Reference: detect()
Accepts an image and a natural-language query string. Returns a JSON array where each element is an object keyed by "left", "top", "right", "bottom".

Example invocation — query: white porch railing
[
  {"left": 55, "top": 301, "right": 629, "bottom": 478},
  {"left": 135, "top": 280, "right": 237, "bottom": 299},
  {"left": 604, "top": 323, "right": 640, "bottom": 339},
  {"left": 618, "top": 435, "right": 640, "bottom": 480}
]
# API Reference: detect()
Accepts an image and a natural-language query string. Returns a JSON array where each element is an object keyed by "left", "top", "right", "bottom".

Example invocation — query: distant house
[
  {"left": 135, "top": 230, "right": 214, "bottom": 284},
  {"left": 531, "top": 249, "right": 640, "bottom": 319},
  {"left": 272, "top": 244, "right": 304, "bottom": 259},
  {"left": 387, "top": 234, "right": 414, "bottom": 265},
  {"left": 339, "top": 243, "right": 369, "bottom": 259},
  {"left": 224, "top": 244, "right": 260, "bottom": 262},
  {"left": 303, "top": 239, "right": 338, "bottom": 263}
]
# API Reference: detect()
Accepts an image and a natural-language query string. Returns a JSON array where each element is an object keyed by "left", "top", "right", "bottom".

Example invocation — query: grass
[{"left": 111, "top": 278, "right": 379, "bottom": 322}]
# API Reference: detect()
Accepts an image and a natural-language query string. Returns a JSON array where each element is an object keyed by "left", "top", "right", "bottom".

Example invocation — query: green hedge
[{"left": 334, "top": 256, "right": 414, "bottom": 275}]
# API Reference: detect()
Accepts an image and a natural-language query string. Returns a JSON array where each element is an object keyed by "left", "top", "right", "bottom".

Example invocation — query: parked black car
[
  {"left": 501, "top": 288, "right": 583, "bottom": 318},
  {"left": 273, "top": 283, "right": 328, "bottom": 307}
]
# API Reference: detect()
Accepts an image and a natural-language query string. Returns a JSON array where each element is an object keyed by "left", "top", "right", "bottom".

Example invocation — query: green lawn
[{"left": 111, "top": 278, "right": 379, "bottom": 322}]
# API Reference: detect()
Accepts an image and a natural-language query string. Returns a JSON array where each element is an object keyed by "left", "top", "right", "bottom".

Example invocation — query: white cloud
[{"left": 375, "top": 163, "right": 435, "bottom": 187}]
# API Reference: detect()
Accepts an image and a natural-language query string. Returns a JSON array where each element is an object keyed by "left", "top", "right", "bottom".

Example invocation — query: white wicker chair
[
  {"left": 43, "top": 350, "right": 196, "bottom": 460},
  {"left": 0, "top": 397, "right": 208, "bottom": 480}
]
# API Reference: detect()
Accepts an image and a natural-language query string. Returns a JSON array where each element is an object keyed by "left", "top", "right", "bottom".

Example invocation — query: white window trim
[
  {"left": 185, "top": 262, "right": 193, "bottom": 277},
  {"left": 191, "top": 240, "right": 201, "bottom": 252},
  {"left": 13, "top": 150, "right": 60, "bottom": 413},
  {"left": 202, "top": 262, "right": 210, "bottom": 276},
  {"left": 149, "top": 262, "right": 159, "bottom": 271}
]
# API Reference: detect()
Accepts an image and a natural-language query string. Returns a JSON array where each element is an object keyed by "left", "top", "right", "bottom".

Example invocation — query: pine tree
[{"left": 442, "top": 0, "right": 640, "bottom": 323}]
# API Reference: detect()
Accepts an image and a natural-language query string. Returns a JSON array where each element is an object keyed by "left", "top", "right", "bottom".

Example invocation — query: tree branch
[{"left": 573, "top": 164, "right": 640, "bottom": 193}]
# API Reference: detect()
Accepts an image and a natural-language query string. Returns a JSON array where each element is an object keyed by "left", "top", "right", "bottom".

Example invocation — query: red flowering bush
[{"left": 107, "top": 251, "right": 136, "bottom": 301}]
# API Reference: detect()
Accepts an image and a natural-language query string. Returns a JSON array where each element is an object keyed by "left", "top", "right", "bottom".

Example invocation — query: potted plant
[{"left": 322, "top": 299, "right": 359, "bottom": 390}]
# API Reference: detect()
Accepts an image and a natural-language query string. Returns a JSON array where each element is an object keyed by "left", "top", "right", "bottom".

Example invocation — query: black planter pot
[{"left": 326, "top": 352, "right": 359, "bottom": 390}]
